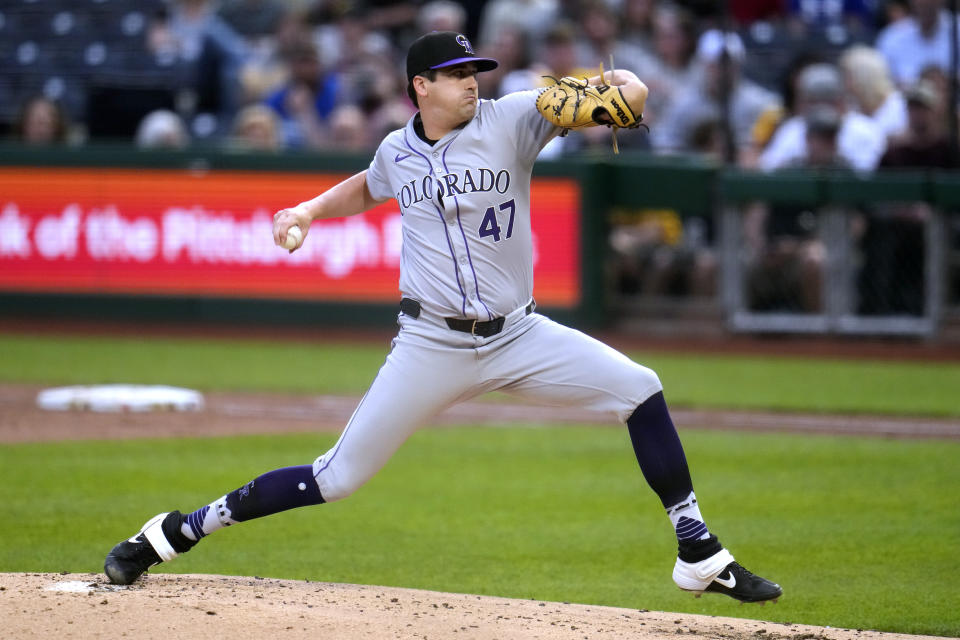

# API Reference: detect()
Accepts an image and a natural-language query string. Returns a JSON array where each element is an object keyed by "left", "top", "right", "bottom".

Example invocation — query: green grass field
[
  {"left": 2, "top": 333, "right": 959, "bottom": 416},
  {"left": 1, "top": 332, "right": 959, "bottom": 636}
]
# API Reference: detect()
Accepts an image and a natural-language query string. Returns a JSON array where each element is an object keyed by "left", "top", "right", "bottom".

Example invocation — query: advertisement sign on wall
[{"left": 0, "top": 168, "right": 581, "bottom": 307}]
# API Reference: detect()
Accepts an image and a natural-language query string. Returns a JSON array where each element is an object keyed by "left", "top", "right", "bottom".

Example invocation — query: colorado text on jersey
[{"left": 395, "top": 168, "right": 512, "bottom": 210}]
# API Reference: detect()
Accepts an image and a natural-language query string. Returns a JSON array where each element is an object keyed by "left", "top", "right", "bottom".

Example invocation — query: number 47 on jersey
[{"left": 478, "top": 198, "right": 516, "bottom": 242}]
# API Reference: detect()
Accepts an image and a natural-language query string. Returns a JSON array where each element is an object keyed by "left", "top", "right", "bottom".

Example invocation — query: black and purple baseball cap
[{"left": 406, "top": 31, "right": 498, "bottom": 81}]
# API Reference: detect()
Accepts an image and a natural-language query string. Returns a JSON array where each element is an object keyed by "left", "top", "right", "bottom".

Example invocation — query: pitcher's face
[{"left": 427, "top": 63, "right": 479, "bottom": 122}]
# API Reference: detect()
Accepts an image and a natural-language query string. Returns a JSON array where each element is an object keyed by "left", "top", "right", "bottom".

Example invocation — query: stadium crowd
[
  {"left": 3, "top": 0, "right": 959, "bottom": 172},
  {"left": 4, "top": 0, "right": 958, "bottom": 315}
]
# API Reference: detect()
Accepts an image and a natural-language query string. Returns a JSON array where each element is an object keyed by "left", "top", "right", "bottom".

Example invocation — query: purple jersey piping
[
  {"left": 442, "top": 140, "right": 494, "bottom": 320},
  {"left": 402, "top": 130, "right": 468, "bottom": 314},
  {"left": 314, "top": 387, "right": 372, "bottom": 477}
]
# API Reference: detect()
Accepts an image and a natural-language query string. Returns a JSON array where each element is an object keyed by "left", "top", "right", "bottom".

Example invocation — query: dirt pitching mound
[{"left": 1, "top": 573, "right": 937, "bottom": 640}]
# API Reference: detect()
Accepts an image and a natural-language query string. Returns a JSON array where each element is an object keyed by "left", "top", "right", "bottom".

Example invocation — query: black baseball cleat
[
  {"left": 672, "top": 537, "right": 782, "bottom": 603},
  {"left": 104, "top": 511, "right": 193, "bottom": 585},
  {"left": 701, "top": 561, "right": 783, "bottom": 603}
]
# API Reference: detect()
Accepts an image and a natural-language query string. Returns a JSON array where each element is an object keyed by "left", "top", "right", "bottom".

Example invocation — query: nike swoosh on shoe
[{"left": 714, "top": 571, "right": 736, "bottom": 588}]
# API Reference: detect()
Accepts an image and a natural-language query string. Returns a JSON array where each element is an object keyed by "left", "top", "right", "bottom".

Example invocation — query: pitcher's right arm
[{"left": 273, "top": 170, "right": 387, "bottom": 252}]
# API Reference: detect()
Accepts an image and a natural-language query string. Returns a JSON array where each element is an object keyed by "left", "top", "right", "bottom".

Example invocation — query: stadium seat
[
  {"left": 0, "top": 9, "right": 14, "bottom": 39},
  {"left": 739, "top": 22, "right": 802, "bottom": 91},
  {"left": 0, "top": 76, "right": 17, "bottom": 123},
  {"left": 12, "top": 39, "right": 56, "bottom": 70},
  {"left": 81, "top": 40, "right": 129, "bottom": 71},
  {"left": 4, "top": 7, "right": 48, "bottom": 38},
  {"left": 48, "top": 75, "right": 89, "bottom": 121},
  {"left": 49, "top": 10, "right": 81, "bottom": 37}
]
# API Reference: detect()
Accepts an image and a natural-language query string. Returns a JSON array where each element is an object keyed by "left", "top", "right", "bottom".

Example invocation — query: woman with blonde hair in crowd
[
  {"left": 839, "top": 45, "right": 907, "bottom": 139},
  {"left": 230, "top": 104, "right": 282, "bottom": 151}
]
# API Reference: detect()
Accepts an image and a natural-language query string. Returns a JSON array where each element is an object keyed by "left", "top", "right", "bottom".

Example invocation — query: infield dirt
[{"left": 1, "top": 572, "right": 944, "bottom": 640}]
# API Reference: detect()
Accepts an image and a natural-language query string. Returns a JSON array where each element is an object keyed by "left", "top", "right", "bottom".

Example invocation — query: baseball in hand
[{"left": 282, "top": 225, "right": 303, "bottom": 250}]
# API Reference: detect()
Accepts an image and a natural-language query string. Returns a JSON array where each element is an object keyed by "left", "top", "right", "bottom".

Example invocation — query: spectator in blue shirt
[{"left": 265, "top": 38, "right": 341, "bottom": 148}]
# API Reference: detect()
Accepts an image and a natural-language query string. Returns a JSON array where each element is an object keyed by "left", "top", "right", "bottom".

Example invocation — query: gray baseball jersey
[
  {"left": 366, "top": 90, "right": 557, "bottom": 319},
  {"left": 312, "top": 90, "right": 661, "bottom": 502}
]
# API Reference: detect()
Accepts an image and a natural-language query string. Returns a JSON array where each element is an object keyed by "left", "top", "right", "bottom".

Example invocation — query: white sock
[
  {"left": 180, "top": 496, "right": 235, "bottom": 541},
  {"left": 666, "top": 491, "right": 711, "bottom": 542}
]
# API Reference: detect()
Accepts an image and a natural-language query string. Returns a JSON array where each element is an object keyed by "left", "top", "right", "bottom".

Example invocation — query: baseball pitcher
[{"left": 105, "top": 31, "right": 782, "bottom": 604}]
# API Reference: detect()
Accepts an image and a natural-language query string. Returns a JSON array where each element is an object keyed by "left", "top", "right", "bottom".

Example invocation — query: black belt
[{"left": 399, "top": 298, "right": 535, "bottom": 338}]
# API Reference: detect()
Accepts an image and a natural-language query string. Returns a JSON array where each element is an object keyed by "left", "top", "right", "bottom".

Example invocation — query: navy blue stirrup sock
[
  {"left": 626, "top": 391, "right": 693, "bottom": 508},
  {"left": 626, "top": 392, "right": 712, "bottom": 544},
  {"left": 225, "top": 465, "right": 325, "bottom": 522},
  {"left": 181, "top": 465, "right": 325, "bottom": 542}
]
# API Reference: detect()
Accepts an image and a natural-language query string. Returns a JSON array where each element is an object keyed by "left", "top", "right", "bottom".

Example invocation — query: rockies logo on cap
[
  {"left": 406, "top": 31, "right": 498, "bottom": 81},
  {"left": 456, "top": 34, "right": 474, "bottom": 54}
]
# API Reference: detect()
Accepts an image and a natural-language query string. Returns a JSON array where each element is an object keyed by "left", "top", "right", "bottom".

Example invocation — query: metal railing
[{"left": 1, "top": 144, "right": 957, "bottom": 337}]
